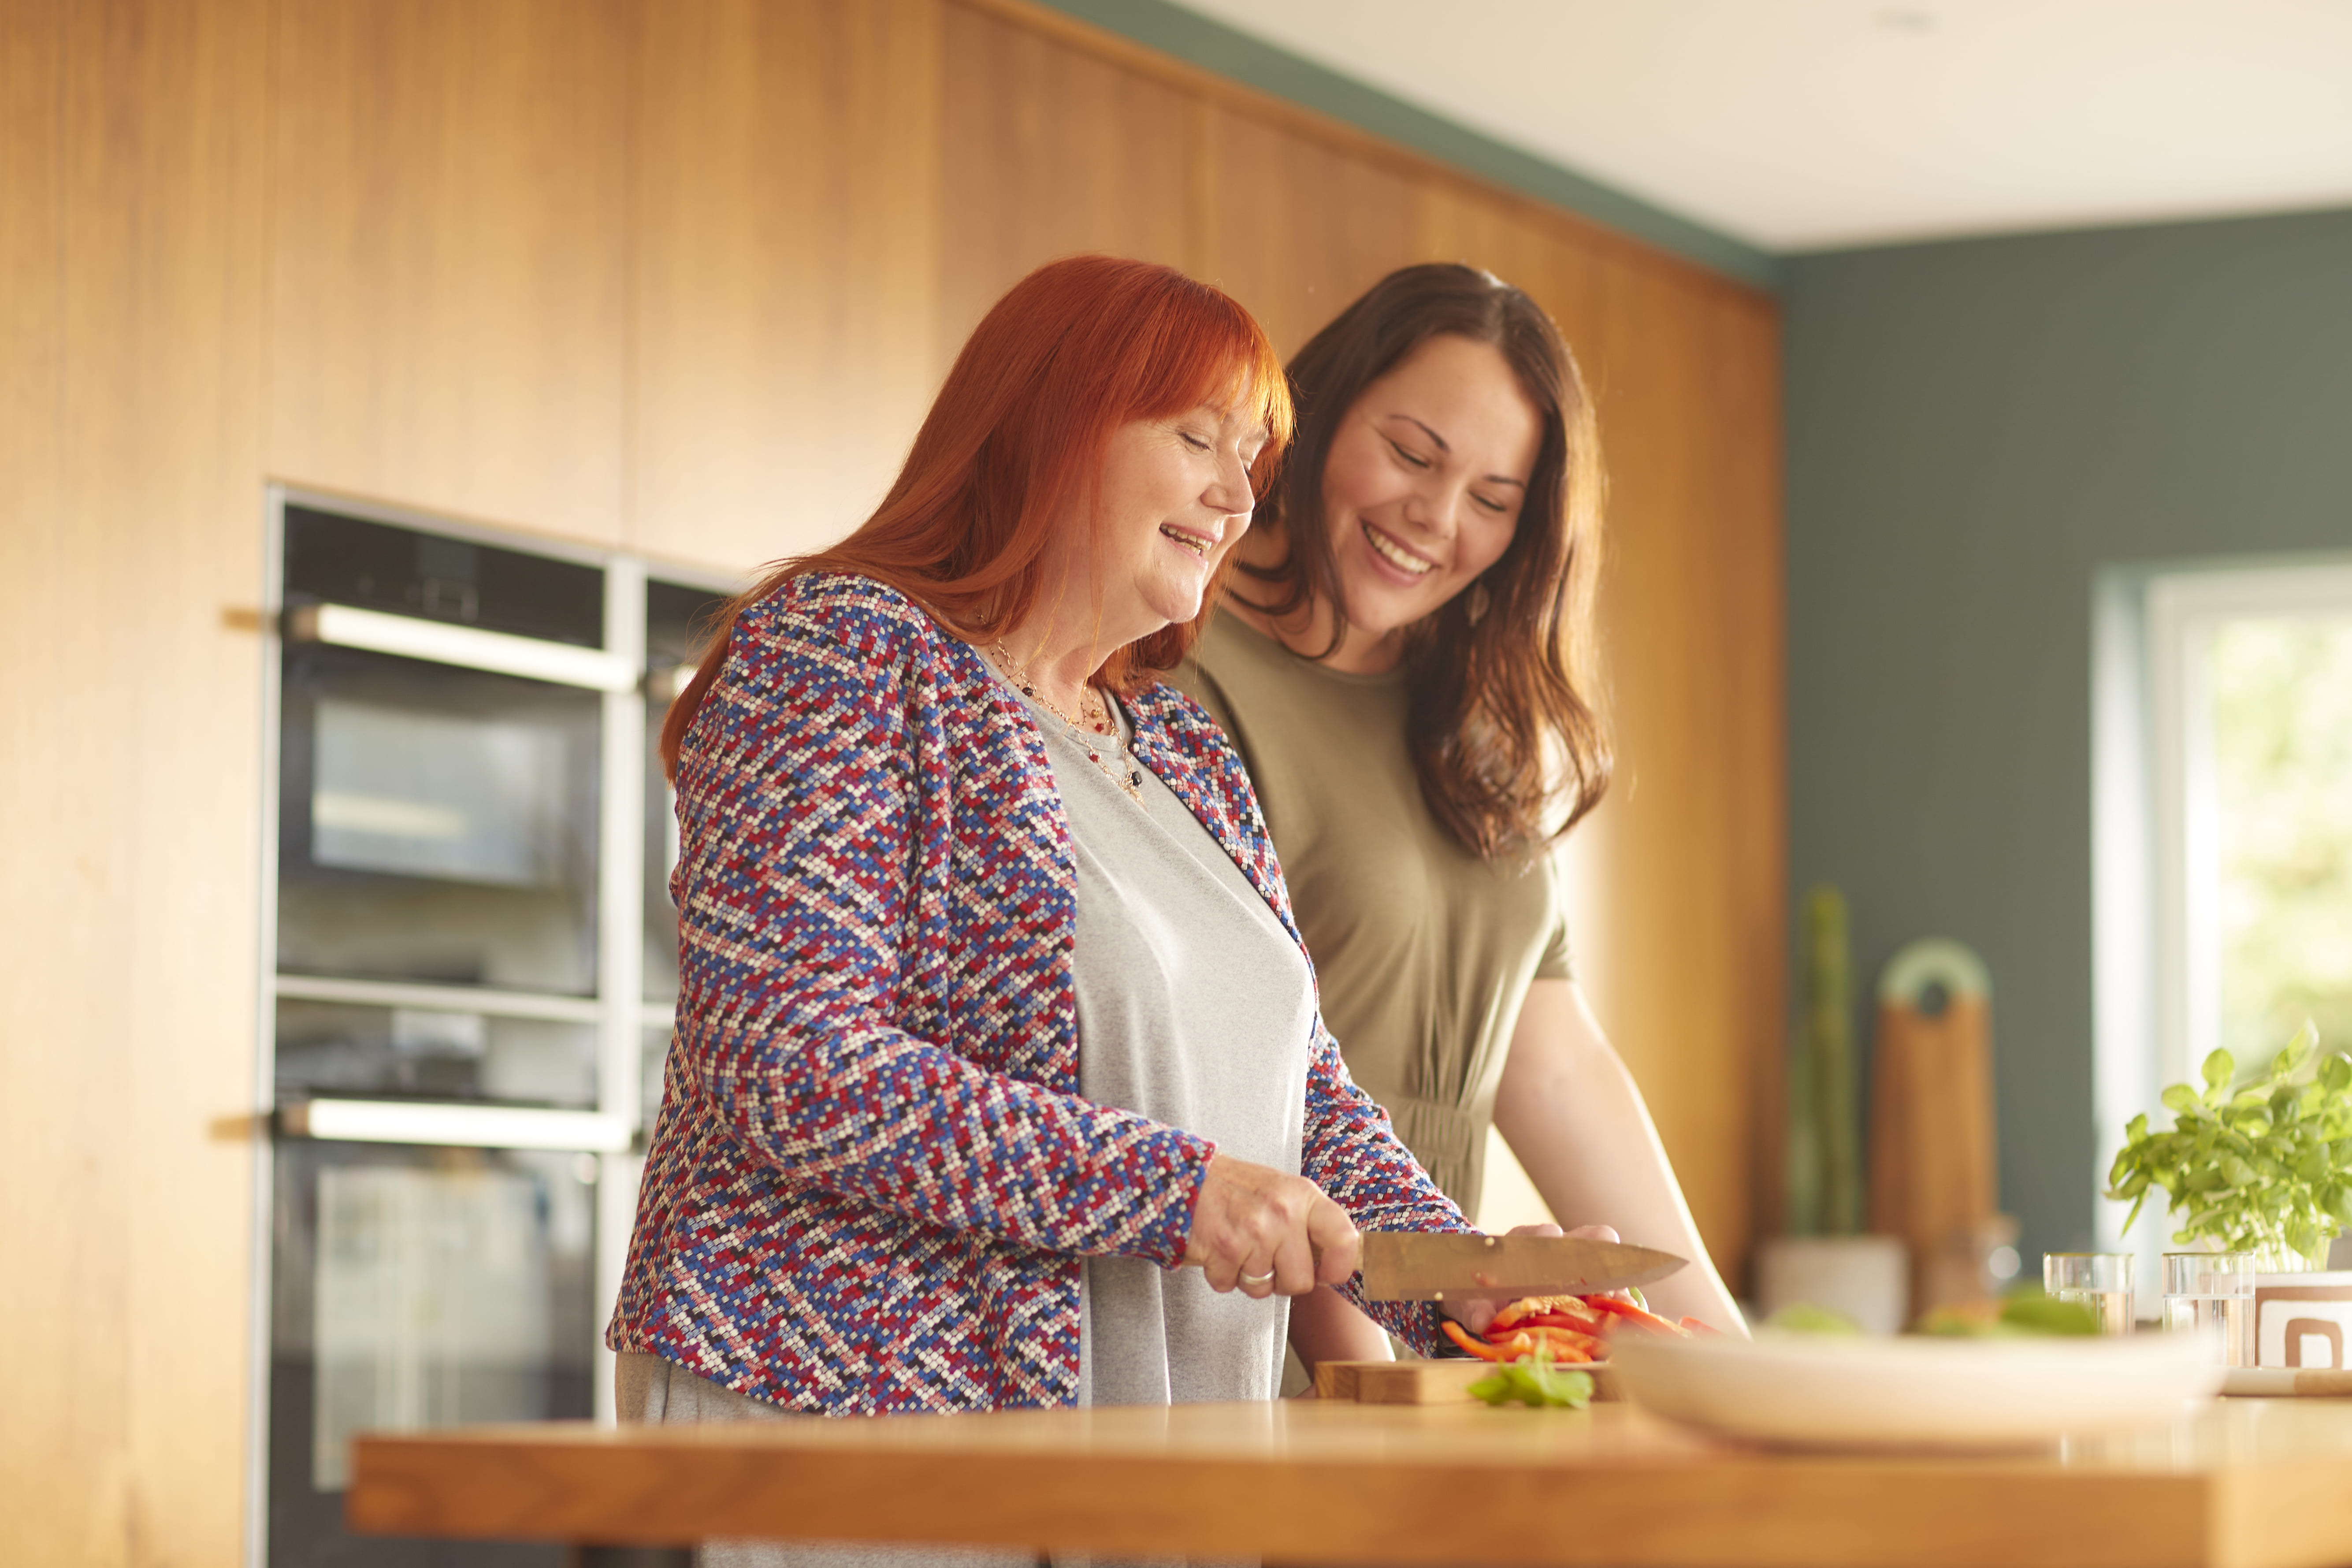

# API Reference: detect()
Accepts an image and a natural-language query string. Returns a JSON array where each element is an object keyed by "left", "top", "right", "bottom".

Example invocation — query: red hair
[{"left": 660, "top": 254, "right": 1293, "bottom": 778}]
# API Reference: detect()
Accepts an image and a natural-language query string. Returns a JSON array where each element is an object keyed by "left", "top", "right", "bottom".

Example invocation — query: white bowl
[{"left": 1610, "top": 1330, "right": 2220, "bottom": 1451}]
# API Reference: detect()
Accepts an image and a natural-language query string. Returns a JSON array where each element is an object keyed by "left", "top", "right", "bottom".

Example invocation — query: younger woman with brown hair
[{"left": 1172, "top": 263, "right": 1746, "bottom": 1363}]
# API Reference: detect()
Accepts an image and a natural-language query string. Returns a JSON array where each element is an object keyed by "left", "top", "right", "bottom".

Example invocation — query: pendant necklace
[{"left": 988, "top": 642, "right": 1145, "bottom": 803}]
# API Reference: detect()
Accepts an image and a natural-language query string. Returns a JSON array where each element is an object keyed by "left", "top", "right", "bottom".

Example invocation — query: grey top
[{"left": 996, "top": 665, "right": 1316, "bottom": 1407}]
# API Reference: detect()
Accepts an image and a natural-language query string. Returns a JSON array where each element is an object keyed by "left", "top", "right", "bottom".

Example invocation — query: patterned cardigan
[{"left": 607, "top": 571, "right": 1471, "bottom": 1414}]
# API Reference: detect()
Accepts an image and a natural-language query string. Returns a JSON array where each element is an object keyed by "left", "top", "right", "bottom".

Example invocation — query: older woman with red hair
[{"left": 607, "top": 256, "right": 1537, "bottom": 1445}]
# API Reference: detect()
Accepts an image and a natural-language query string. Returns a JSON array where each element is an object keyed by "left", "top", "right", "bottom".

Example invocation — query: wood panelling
[
  {"left": 1, "top": 3, "right": 271, "bottom": 1564},
  {"left": 1197, "top": 106, "right": 1419, "bottom": 356},
  {"left": 939, "top": 3, "right": 1195, "bottom": 364},
  {"left": 633, "top": 0, "right": 943, "bottom": 569},
  {"left": 4, "top": 2, "right": 1782, "bottom": 1560},
  {"left": 268, "top": 0, "right": 631, "bottom": 542},
  {"left": 0, "top": 3, "right": 71, "bottom": 1549}
]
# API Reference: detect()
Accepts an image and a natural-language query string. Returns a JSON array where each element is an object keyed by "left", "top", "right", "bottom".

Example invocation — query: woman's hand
[
  {"left": 1442, "top": 1222, "right": 1619, "bottom": 1335},
  {"left": 1184, "top": 1154, "right": 1361, "bottom": 1300}
]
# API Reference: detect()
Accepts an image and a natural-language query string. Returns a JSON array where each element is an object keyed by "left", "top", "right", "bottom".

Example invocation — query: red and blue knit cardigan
[{"left": 607, "top": 572, "right": 1471, "bottom": 1414}]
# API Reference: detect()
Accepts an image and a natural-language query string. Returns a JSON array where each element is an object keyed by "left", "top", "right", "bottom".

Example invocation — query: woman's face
[
  {"left": 1318, "top": 334, "right": 1542, "bottom": 645},
  {"left": 1051, "top": 401, "right": 1268, "bottom": 654}
]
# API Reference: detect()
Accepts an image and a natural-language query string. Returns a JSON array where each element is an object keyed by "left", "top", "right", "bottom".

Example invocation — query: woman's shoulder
[{"left": 734, "top": 570, "right": 957, "bottom": 667}]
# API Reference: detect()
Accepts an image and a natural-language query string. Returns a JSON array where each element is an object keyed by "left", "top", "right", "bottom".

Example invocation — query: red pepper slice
[
  {"left": 1443, "top": 1320, "right": 1520, "bottom": 1361},
  {"left": 1502, "top": 1311, "right": 1606, "bottom": 1336},
  {"left": 1584, "top": 1295, "right": 1689, "bottom": 1336},
  {"left": 1512, "top": 1326, "right": 1598, "bottom": 1362},
  {"left": 1679, "top": 1315, "right": 1725, "bottom": 1337},
  {"left": 1490, "top": 1294, "right": 1604, "bottom": 1334}
]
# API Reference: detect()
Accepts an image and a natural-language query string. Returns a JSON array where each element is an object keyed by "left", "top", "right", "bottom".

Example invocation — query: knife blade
[{"left": 1358, "top": 1233, "right": 1687, "bottom": 1302}]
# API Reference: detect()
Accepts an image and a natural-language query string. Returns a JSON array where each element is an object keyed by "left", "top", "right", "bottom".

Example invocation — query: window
[{"left": 2095, "top": 559, "right": 2352, "bottom": 1282}]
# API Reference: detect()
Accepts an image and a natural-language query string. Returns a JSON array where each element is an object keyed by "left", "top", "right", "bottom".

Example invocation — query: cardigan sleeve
[
  {"left": 670, "top": 582, "right": 1212, "bottom": 1268},
  {"left": 1298, "top": 1015, "right": 1474, "bottom": 1353}
]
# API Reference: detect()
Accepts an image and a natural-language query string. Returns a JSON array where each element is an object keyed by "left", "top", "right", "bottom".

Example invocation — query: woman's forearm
[
  {"left": 1286, "top": 1282, "right": 1396, "bottom": 1373},
  {"left": 1491, "top": 979, "right": 1749, "bottom": 1336}
]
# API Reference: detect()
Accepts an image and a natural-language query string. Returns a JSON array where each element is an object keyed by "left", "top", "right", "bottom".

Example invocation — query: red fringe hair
[{"left": 661, "top": 254, "right": 1292, "bottom": 779}]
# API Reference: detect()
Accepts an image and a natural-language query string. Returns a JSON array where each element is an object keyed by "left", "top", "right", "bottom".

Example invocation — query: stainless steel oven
[{"left": 256, "top": 492, "right": 728, "bottom": 1567}]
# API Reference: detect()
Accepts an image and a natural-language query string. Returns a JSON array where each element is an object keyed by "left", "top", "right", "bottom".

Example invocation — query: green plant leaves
[{"left": 2107, "top": 1020, "right": 2348, "bottom": 1262}]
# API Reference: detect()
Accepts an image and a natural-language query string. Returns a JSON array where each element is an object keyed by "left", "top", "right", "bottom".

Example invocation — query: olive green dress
[{"left": 1169, "top": 612, "right": 1570, "bottom": 1217}]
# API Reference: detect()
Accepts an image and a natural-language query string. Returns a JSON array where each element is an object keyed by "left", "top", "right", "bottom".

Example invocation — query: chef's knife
[{"left": 1358, "top": 1233, "right": 1686, "bottom": 1302}]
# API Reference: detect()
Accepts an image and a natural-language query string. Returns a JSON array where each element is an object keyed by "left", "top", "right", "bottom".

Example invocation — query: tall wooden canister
[{"left": 1868, "top": 940, "right": 2012, "bottom": 1315}]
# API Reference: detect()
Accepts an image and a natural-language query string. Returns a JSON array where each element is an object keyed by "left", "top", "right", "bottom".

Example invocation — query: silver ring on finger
[{"left": 1240, "top": 1270, "right": 1275, "bottom": 1286}]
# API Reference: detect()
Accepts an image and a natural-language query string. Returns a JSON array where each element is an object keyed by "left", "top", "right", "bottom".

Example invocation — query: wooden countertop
[{"left": 349, "top": 1397, "right": 2352, "bottom": 1568}]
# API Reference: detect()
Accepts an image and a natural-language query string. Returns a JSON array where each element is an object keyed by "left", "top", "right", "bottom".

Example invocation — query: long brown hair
[
  {"left": 1237, "top": 262, "right": 1610, "bottom": 860},
  {"left": 661, "top": 255, "right": 1292, "bottom": 778}
]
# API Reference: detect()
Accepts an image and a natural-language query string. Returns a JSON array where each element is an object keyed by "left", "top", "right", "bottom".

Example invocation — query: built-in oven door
[
  {"left": 268, "top": 1140, "right": 597, "bottom": 1567},
  {"left": 262, "top": 500, "right": 700, "bottom": 1568}
]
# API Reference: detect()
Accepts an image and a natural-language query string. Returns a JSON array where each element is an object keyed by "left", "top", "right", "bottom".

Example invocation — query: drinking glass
[
  {"left": 2044, "top": 1252, "right": 2135, "bottom": 1334},
  {"left": 2163, "top": 1252, "right": 2257, "bottom": 1365}
]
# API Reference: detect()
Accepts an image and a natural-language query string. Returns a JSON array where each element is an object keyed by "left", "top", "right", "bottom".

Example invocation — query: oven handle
[
  {"left": 278, "top": 1098, "right": 633, "bottom": 1152},
  {"left": 286, "top": 602, "right": 638, "bottom": 693}
]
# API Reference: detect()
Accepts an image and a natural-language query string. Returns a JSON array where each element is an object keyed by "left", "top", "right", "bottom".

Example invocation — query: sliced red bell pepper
[
  {"left": 1679, "top": 1315, "right": 1725, "bottom": 1337},
  {"left": 1489, "top": 1293, "right": 1604, "bottom": 1334},
  {"left": 1584, "top": 1295, "right": 1689, "bottom": 1336},
  {"left": 1511, "top": 1326, "right": 1598, "bottom": 1362},
  {"left": 1501, "top": 1311, "right": 1606, "bottom": 1336},
  {"left": 1443, "top": 1319, "right": 1518, "bottom": 1361}
]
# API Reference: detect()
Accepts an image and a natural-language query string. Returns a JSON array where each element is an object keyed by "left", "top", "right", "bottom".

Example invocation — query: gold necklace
[{"left": 988, "top": 642, "right": 1144, "bottom": 803}]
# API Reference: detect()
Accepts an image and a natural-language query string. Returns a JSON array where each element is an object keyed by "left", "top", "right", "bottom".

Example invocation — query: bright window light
[{"left": 2095, "top": 559, "right": 2352, "bottom": 1288}]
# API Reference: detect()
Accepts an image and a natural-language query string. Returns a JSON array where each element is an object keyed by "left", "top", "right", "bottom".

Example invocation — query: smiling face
[
  {"left": 1316, "top": 334, "right": 1543, "bottom": 662},
  {"left": 1026, "top": 401, "right": 1268, "bottom": 670}
]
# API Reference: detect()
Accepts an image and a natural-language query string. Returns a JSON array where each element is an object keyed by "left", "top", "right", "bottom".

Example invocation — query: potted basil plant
[{"left": 2106, "top": 1021, "right": 2352, "bottom": 1273}]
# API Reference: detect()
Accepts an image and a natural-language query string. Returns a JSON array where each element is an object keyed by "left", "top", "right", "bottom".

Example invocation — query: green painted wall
[{"left": 1784, "top": 208, "right": 2352, "bottom": 1263}]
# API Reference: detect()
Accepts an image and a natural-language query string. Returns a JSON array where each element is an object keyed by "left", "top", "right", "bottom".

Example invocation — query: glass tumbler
[
  {"left": 2044, "top": 1252, "right": 2136, "bottom": 1334},
  {"left": 2163, "top": 1252, "right": 2257, "bottom": 1365}
]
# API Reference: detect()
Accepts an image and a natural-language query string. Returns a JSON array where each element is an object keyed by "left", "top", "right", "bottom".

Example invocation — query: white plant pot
[
  {"left": 2251, "top": 1271, "right": 2352, "bottom": 1369},
  {"left": 1755, "top": 1234, "right": 1910, "bottom": 1335}
]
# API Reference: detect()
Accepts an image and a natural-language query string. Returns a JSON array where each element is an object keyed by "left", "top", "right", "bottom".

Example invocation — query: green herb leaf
[
  {"left": 2110, "top": 1023, "right": 2348, "bottom": 1262},
  {"left": 1468, "top": 1355, "right": 1595, "bottom": 1410}
]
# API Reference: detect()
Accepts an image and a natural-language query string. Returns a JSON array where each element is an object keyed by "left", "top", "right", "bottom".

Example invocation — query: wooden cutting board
[
  {"left": 1313, "top": 1359, "right": 1619, "bottom": 1404},
  {"left": 1867, "top": 939, "right": 2006, "bottom": 1316}
]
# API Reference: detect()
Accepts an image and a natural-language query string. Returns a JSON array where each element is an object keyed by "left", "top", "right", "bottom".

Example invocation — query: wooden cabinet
[
  {"left": 1197, "top": 107, "right": 1419, "bottom": 356},
  {"left": 633, "top": 0, "right": 943, "bottom": 570},
  {"left": 3, "top": 4, "right": 271, "bottom": 1564},
  {"left": 268, "top": 0, "right": 632, "bottom": 542},
  {"left": 939, "top": 3, "right": 1195, "bottom": 360}
]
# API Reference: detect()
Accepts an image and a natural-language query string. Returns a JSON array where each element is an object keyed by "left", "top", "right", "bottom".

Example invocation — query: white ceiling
[{"left": 1171, "top": 0, "right": 2352, "bottom": 252}]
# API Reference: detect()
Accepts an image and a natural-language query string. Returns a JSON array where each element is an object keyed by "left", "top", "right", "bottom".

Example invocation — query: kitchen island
[{"left": 348, "top": 1396, "right": 2352, "bottom": 1568}]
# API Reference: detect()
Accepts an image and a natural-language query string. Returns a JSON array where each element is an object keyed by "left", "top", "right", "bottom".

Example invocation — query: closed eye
[
  {"left": 1472, "top": 491, "right": 1512, "bottom": 514},
  {"left": 1386, "top": 436, "right": 1431, "bottom": 470},
  {"left": 1179, "top": 431, "right": 1211, "bottom": 453}
]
